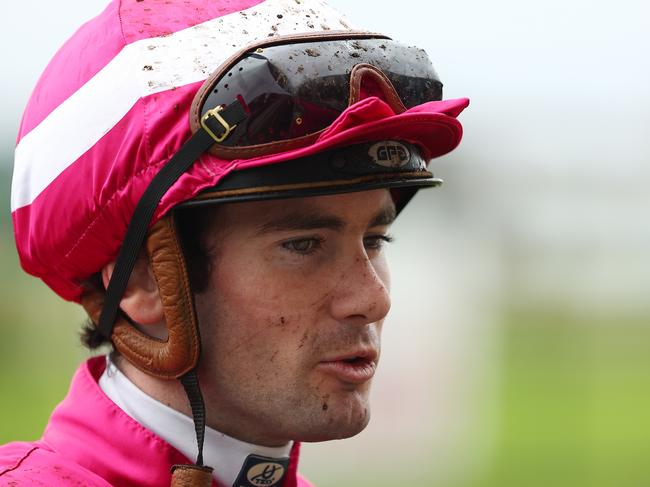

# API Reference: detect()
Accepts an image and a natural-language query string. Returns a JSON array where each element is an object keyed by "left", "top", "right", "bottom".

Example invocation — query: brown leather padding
[
  {"left": 81, "top": 214, "right": 201, "bottom": 380},
  {"left": 170, "top": 464, "right": 213, "bottom": 487}
]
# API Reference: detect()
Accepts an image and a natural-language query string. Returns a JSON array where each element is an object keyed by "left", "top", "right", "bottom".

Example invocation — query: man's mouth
[{"left": 318, "top": 351, "right": 378, "bottom": 384}]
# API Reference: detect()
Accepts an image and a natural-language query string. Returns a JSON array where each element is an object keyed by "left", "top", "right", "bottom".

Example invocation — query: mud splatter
[
  {"left": 321, "top": 393, "right": 330, "bottom": 411},
  {"left": 298, "top": 330, "right": 309, "bottom": 349}
]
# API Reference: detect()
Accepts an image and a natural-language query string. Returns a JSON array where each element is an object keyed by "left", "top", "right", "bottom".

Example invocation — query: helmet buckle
[{"left": 200, "top": 105, "right": 235, "bottom": 143}]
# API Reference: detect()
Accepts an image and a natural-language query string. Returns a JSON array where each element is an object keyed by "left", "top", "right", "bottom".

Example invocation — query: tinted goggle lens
[{"left": 200, "top": 38, "right": 442, "bottom": 147}]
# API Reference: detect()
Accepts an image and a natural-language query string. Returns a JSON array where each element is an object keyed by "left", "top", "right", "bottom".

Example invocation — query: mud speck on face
[
  {"left": 321, "top": 393, "right": 330, "bottom": 411},
  {"left": 272, "top": 315, "right": 287, "bottom": 327},
  {"left": 298, "top": 330, "right": 309, "bottom": 349}
]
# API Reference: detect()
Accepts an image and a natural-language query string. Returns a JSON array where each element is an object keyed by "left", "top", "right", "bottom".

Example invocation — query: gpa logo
[
  {"left": 369, "top": 141, "right": 411, "bottom": 168},
  {"left": 235, "top": 454, "right": 289, "bottom": 487}
]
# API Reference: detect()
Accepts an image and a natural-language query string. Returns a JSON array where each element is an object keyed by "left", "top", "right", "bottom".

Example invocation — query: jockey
[{"left": 2, "top": 0, "right": 468, "bottom": 485}]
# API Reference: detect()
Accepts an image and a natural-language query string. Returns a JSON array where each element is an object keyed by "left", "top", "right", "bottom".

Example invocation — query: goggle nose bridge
[{"left": 348, "top": 63, "right": 407, "bottom": 114}]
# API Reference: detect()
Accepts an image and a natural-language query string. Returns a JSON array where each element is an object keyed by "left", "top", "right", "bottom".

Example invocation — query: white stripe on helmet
[{"left": 11, "top": 0, "right": 352, "bottom": 211}]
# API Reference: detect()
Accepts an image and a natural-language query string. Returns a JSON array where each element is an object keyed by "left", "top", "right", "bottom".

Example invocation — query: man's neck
[{"left": 99, "top": 355, "right": 293, "bottom": 487}]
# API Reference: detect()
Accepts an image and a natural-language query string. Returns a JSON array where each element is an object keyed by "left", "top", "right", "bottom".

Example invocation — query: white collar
[{"left": 99, "top": 355, "right": 293, "bottom": 487}]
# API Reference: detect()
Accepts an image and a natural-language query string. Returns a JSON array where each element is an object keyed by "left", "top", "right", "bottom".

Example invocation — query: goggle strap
[
  {"left": 201, "top": 101, "right": 248, "bottom": 143},
  {"left": 97, "top": 100, "right": 247, "bottom": 340}
]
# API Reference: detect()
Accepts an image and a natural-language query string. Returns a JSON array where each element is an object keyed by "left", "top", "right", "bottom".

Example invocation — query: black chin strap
[
  {"left": 180, "top": 370, "right": 209, "bottom": 467},
  {"left": 97, "top": 100, "right": 247, "bottom": 341},
  {"left": 95, "top": 100, "right": 247, "bottom": 472}
]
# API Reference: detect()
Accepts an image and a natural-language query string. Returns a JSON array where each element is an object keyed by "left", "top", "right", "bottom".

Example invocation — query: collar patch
[{"left": 233, "top": 454, "right": 290, "bottom": 487}]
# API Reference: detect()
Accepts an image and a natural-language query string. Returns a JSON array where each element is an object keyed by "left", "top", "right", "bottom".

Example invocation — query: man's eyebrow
[
  {"left": 256, "top": 212, "right": 346, "bottom": 235},
  {"left": 255, "top": 202, "right": 397, "bottom": 235},
  {"left": 369, "top": 204, "right": 397, "bottom": 228}
]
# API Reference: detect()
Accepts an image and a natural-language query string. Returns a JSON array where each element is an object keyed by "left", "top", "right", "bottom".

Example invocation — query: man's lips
[{"left": 317, "top": 350, "right": 378, "bottom": 384}]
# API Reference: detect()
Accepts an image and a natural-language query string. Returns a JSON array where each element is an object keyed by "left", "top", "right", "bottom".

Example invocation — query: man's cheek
[{"left": 233, "top": 312, "right": 309, "bottom": 360}]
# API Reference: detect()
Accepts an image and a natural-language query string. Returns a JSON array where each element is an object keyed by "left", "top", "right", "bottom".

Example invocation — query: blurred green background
[{"left": 2, "top": 1, "right": 649, "bottom": 486}]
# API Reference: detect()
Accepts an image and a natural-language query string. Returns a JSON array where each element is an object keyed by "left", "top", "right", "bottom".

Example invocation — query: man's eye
[
  {"left": 364, "top": 234, "right": 394, "bottom": 251},
  {"left": 282, "top": 237, "right": 322, "bottom": 255}
]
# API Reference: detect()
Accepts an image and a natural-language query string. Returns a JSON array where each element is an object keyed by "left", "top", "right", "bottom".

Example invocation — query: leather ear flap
[
  {"left": 348, "top": 63, "right": 407, "bottom": 114},
  {"left": 81, "top": 214, "right": 201, "bottom": 379}
]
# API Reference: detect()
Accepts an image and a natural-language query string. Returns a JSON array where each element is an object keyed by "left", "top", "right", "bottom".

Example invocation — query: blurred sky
[{"left": 1, "top": 1, "right": 649, "bottom": 486}]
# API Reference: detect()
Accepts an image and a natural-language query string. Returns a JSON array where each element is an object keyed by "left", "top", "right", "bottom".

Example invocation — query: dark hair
[{"left": 80, "top": 206, "right": 214, "bottom": 350}]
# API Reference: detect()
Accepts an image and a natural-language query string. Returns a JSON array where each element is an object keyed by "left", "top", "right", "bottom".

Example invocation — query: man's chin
[{"left": 297, "top": 397, "right": 372, "bottom": 442}]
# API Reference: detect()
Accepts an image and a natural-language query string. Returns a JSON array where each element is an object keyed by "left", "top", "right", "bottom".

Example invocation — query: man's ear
[{"left": 101, "top": 252, "right": 165, "bottom": 329}]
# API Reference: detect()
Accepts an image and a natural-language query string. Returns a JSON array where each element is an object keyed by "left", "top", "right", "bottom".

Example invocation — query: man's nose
[{"left": 328, "top": 251, "right": 391, "bottom": 326}]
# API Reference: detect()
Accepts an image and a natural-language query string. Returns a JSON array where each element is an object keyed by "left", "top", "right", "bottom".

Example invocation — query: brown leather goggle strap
[{"left": 81, "top": 214, "right": 201, "bottom": 380}]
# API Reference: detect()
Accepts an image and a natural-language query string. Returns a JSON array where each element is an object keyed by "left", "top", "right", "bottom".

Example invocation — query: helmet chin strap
[
  {"left": 82, "top": 214, "right": 214, "bottom": 486},
  {"left": 172, "top": 371, "right": 213, "bottom": 486},
  {"left": 83, "top": 100, "right": 248, "bottom": 486}
]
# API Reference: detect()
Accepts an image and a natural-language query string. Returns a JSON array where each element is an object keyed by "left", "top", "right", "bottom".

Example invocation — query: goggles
[{"left": 190, "top": 32, "right": 443, "bottom": 157}]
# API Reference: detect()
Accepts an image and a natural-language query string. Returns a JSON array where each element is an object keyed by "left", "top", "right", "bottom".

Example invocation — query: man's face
[{"left": 194, "top": 189, "right": 395, "bottom": 446}]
